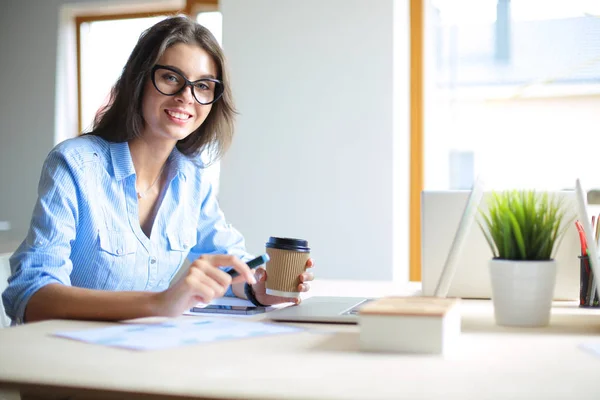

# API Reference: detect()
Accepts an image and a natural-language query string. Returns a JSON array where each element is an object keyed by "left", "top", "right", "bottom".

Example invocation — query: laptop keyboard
[{"left": 341, "top": 299, "right": 374, "bottom": 315}]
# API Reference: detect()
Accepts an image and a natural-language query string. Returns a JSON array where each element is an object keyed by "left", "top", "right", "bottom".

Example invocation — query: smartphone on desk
[{"left": 190, "top": 305, "right": 268, "bottom": 315}]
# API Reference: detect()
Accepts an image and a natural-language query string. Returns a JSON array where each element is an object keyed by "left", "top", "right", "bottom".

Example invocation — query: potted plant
[{"left": 478, "top": 190, "right": 574, "bottom": 327}]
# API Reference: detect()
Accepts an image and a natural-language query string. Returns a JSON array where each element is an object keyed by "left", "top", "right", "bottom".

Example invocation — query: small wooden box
[{"left": 358, "top": 296, "right": 461, "bottom": 354}]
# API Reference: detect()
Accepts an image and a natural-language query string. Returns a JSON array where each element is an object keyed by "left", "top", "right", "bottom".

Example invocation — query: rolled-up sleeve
[{"left": 2, "top": 150, "right": 79, "bottom": 323}]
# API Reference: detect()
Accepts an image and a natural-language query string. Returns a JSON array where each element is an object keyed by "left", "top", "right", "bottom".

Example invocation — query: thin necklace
[{"left": 136, "top": 163, "right": 166, "bottom": 199}]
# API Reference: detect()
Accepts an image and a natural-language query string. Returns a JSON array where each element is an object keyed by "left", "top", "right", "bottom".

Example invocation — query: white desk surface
[{"left": 1, "top": 280, "right": 600, "bottom": 399}]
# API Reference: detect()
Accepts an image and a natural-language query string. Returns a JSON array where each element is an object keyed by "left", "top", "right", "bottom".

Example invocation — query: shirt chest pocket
[
  {"left": 97, "top": 230, "right": 138, "bottom": 290},
  {"left": 99, "top": 230, "right": 138, "bottom": 256},
  {"left": 167, "top": 227, "right": 196, "bottom": 253},
  {"left": 164, "top": 225, "right": 197, "bottom": 283}
]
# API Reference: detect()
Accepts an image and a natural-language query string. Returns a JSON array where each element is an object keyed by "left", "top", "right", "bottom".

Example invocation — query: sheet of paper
[
  {"left": 54, "top": 318, "right": 303, "bottom": 351},
  {"left": 580, "top": 342, "right": 600, "bottom": 358}
]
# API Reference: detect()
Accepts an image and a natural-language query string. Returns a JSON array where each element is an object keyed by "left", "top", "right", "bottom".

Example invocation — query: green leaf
[
  {"left": 507, "top": 209, "right": 526, "bottom": 259},
  {"left": 477, "top": 217, "right": 498, "bottom": 258},
  {"left": 477, "top": 190, "right": 573, "bottom": 261}
]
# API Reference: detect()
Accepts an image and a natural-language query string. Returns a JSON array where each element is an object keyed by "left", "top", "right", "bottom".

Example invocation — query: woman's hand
[
  {"left": 155, "top": 254, "right": 256, "bottom": 317},
  {"left": 252, "top": 258, "right": 315, "bottom": 306}
]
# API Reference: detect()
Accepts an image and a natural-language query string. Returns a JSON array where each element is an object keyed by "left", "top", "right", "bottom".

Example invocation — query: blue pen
[{"left": 227, "top": 254, "right": 270, "bottom": 279}]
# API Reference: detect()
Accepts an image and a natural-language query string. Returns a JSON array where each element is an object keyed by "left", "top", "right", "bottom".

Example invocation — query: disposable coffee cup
[{"left": 265, "top": 237, "right": 310, "bottom": 298}]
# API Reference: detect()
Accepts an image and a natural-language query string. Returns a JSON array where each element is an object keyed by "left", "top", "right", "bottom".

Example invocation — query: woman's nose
[{"left": 175, "top": 84, "right": 195, "bottom": 103}]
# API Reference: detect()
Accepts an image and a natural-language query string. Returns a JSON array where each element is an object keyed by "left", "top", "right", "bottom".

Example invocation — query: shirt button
[
  {"left": 116, "top": 249, "right": 122, "bottom": 255},
  {"left": 183, "top": 244, "right": 188, "bottom": 249},
  {"left": 150, "top": 257, "right": 157, "bottom": 264}
]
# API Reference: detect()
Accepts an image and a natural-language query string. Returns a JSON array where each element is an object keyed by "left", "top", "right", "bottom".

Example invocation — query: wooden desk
[{"left": 1, "top": 281, "right": 600, "bottom": 399}]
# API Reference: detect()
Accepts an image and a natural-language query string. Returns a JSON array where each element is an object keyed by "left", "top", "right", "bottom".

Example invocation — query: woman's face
[{"left": 141, "top": 42, "right": 218, "bottom": 144}]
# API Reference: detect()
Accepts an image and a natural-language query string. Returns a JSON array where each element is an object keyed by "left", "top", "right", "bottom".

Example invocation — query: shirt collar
[
  {"left": 168, "top": 146, "right": 189, "bottom": 182},
  {"left": 109, "top": 141, "right": 136, "bottom": 181},
  {"left": 109, "top": 140, "right": 190, "bottom": 182}
]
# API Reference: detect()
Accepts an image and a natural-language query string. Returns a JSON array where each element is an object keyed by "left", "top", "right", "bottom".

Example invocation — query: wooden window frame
[
  {"left": 186, "top": 0, "right": 218, "bottom": 16},
  {"left": 410, "top": 0, "right": 424, "bottom": 281}
]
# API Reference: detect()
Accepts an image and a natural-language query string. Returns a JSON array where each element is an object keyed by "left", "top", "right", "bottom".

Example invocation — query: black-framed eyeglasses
[{"left": 151, "top": 64, "right": 224, "bottom": 105}]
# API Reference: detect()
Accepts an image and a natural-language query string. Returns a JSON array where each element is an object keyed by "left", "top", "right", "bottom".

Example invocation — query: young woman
[{"left": 2, "top": 15, "right": 313, "bottom": 324}]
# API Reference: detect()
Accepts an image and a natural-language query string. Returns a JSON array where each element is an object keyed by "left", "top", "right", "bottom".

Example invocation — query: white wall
[
  {"left": 0, "top": 0, "right": 61, "bottom": 242},
  {"left": 219, "top": 0, "right": 409, "bottom": 281}
]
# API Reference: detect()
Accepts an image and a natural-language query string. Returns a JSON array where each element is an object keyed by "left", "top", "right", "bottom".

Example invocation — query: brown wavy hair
[{"left": 89, "top": 15, "right": 236, "bottom": 165}]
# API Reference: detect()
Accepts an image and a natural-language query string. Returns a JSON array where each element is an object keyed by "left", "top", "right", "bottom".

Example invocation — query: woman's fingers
[
  {"left": 297, "top": 282, "right": 310, "bottom": 292},
  {"left": 163, "top": 255, "right": 254, "bottom": 315},
  {"left": 300, "top": 271, "right": 314, "bottom": 282},
  {"left": 193, "top": 281, "right": 217, "bottom": 303},
  {"left": 183, "top": 270, "right": 218, "bottom": 302},
  {"left": 197, "top": 262, "right": 232, "bottom": 288},
  {"left": 188, "top": 261, "right": 229, "bottom": 300},
  {"left": 251, "top": 258, "right": 314, "bottom": 306},
  {"left": 199, "top": 254, "right": 256, "bottom": 285},
  {"left": 254, "top": 267, "right": 267, "bottom": 283},
  {"left": 298, "top": 283, "right": 309, "bottom": 292}
]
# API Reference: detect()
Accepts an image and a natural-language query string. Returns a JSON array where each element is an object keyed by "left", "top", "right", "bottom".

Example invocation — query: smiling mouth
[{"left": 165, "top": 110, "right": 192, "bottom": 120}]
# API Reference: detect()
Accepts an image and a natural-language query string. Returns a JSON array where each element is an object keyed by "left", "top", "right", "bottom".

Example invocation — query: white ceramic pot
[{"left": 488, "top": 259, "right": 557, "bottom": 327}]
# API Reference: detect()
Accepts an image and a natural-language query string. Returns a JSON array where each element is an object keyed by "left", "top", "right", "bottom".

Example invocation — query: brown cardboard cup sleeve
[{"left": 264, "top": 237, "right": 310, "bottom": 298}]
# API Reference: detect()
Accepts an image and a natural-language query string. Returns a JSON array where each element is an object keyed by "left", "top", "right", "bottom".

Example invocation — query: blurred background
[{"left": 1, "top": 0, "right": 599, "bottom": 283}]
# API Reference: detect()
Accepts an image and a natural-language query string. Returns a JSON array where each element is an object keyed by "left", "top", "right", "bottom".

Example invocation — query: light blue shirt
[{"left": 2, "top": 135, "right": 251, "bottom": 323}]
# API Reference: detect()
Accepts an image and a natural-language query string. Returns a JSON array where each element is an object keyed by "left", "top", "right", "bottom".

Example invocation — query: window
[
  {"left": 195, "top": 11, "right": 223, "bottom": 188},
  {"left": 79, "top": 16, "right": 169, "bottom": 133},
  {"left": 424, "top": 0, "right": 600, "bottom": 191},
  {"left": 197, "top": 11, "right": 222, "bottom": 45}
]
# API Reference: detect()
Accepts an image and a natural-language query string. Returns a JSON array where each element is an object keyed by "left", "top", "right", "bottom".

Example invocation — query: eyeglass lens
[{"left": 153, "top": 67, "right": 222, "bottom": 105}]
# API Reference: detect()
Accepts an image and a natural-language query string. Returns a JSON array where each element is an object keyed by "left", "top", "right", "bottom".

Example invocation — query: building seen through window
[{"left": 425, "top": 0, "right": 600, "bottom": 191}]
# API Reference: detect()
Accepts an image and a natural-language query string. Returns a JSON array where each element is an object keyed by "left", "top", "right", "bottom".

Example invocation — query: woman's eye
[
  {"left": 195, "top": 82, "right": 210, "bottom": 91},
  {"left": 163, "top": 74, "right": 180, "bottom": 83}
]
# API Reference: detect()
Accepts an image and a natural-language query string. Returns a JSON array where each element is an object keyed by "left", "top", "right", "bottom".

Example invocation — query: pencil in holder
[{"left": 579, "top": 255, "right": 600, "bottom": 308}]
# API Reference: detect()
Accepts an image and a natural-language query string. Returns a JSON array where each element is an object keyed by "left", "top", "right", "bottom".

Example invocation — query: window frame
[
  {"left": 410, "top": 0, "right": 424, "bottom": 281},
  {"left": 186, "top": 0, "right": 218, "bottom": 16}
]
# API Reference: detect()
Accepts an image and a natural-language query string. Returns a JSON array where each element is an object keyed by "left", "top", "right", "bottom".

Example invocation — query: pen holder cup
[{"left": 579, "top": 255, "right": 600, "bottom": 308}]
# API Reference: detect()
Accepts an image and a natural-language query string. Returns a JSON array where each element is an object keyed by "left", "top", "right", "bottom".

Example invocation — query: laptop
[
  {"left": 421, "top": 190, "right": 580, "bottom": 300},
  {"left": 267, "top": 180, "right": 485, "bottom": 324}
]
